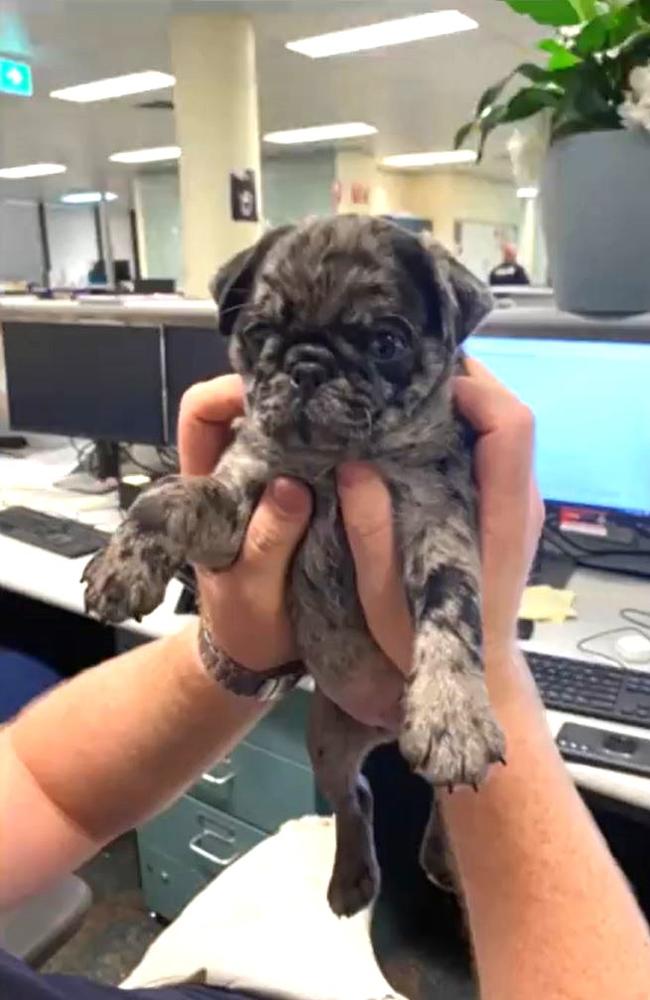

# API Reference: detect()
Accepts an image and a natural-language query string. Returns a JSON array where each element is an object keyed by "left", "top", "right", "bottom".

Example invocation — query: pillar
[{"left": 170, "top": 13, "right": 262, "bottom": 298}]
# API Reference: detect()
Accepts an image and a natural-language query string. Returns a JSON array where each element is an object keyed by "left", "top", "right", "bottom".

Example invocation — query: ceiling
[{"left": 0, "top": 0, "right": 545, "bottom": 202}]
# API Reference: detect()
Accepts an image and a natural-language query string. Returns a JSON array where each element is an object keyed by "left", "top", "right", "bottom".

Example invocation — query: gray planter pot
[{"left": 542, "top": 129, "right": 650, "bottom": 314}]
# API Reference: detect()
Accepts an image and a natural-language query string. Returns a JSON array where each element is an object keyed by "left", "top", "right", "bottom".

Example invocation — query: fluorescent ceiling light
[
  {"left": 286, "top": 10, "right": 478, "bottom": 59},
  {"left": 517, "top": 186, "right": 539, "bottom": 199},
  {"left": 264, "top": 122, "right": 377, "bottom": 145},
  {"left": 109, "top": 145, "right": 181, "bottom": 164},
  {"left": 51, "top": 70, "right": 175, "bottom": 103},
  {"left": 381, "top": 150, "right": 477, "bottom": 168},
  {"left": 0, "top": 162, "right": 67, "bottom": 179},
  {"left": 61, "top": 191, "right": 118, "bottom": 204}
]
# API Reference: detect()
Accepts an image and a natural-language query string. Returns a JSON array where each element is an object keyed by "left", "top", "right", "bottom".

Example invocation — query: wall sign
[
  {"left": 0, "top": 57, "right": 32, "bottom": 97},
  {"left": 230, "top": 170, "right": 258, "bottom": 222}
]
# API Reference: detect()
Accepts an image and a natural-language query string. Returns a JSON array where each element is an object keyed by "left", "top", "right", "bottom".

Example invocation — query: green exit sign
[{"left": 0, "top": 57, "right": 33, "bottom": 97}]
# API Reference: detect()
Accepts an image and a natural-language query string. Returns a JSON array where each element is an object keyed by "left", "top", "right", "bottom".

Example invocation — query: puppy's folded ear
[
  {"left": 422, "top": 236, "right": 493, "bottom": 346},
  {"left": 210, "top": 226, "right": 293, "bottom": 336}
]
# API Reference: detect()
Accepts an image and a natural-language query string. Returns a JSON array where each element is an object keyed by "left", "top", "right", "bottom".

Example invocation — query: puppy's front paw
[
  {"left": 400, "top": 672, "right": 505, "bottom": 789},
  {"left": 82, "top": 534, "right": 173, "bottom": 623}
]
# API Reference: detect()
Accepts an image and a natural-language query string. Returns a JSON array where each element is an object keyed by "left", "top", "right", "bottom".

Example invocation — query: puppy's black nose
[{"left": 290, "top": 362, "right": 327, "bottom": 393}]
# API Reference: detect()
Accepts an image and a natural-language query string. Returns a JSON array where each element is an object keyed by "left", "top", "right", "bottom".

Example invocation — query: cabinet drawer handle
[
  {"left": 189, "top": 830, "right": 240, "bottom": 867},
  {"left": 201, "top": 758, "right": 235, "bottom": 787}
]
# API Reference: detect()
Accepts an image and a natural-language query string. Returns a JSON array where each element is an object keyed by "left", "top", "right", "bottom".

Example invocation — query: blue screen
[{"left": 467, "top": 335, "right": 650, "bottom": 516}]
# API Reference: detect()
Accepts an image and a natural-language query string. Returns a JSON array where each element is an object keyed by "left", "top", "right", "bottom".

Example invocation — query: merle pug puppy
[{"left": 83, "top": 215, "right": 505, "bottom": 917}]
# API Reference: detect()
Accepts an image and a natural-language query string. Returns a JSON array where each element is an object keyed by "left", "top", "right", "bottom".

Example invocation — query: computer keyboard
[
  {"left": 0, "top": 505, "right": 109, "bottom": 558},
  {"left": 528, "top": 651, "right": 650, "bottom": 729}
]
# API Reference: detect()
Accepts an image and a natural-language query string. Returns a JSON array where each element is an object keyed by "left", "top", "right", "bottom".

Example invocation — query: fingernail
[
  {"left": 269, "top": 478, "right": 308, "bottom": 515},
  {"left": 337, "top": 462, "right": 374, "bottom": 488}
]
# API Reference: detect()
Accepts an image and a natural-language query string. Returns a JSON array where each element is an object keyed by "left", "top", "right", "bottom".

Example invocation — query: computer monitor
[
  {"left": 467, "top": 331, "right": 650, "bottom": 519},
  {"left": 164, "top": 325, "right": 231, "bottom": 443},
  {"left": 4, "top": 321, "right": 165, "bottom": 450},
  {"left": 114, "top": 259, "right": 132, "bottom": 283},
  {"left": 135, "top": 278, "right": 176, "bottom": 295}
]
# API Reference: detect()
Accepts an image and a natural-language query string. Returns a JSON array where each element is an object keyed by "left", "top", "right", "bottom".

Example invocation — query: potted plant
[{"left": 456, "top": 0, "right": 650, "bottom": 313}]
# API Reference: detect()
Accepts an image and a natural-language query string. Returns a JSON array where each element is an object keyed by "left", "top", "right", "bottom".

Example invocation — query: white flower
[{"left": 619, "top": 62, "right": 650, "bottom": 132}]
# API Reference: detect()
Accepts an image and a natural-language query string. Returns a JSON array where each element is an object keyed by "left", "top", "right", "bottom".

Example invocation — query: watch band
[{"left": 198, "top": 620, "right": 305, "bottom": 702}]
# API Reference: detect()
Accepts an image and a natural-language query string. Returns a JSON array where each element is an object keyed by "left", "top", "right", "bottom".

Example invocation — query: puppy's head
[{"left": 212, "top": 215, "right": 491, "bottom": 449}]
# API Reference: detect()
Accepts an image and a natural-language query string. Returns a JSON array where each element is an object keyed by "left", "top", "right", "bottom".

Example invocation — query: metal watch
[{"left": 197, "top": 621, "right": 305, "bottom": 702}]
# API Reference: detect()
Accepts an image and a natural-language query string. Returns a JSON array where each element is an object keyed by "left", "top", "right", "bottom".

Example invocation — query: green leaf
[
  {"left": 517, "top": 62, "right": 556, "bottom": 82},
  {"left": 454, "top": 121, "right": 476, "bottom": 150},
  {"left": 639, "top": 0, "right": 650, "bottom": 21},
  {"left": 476, "top": 74, "right": 513, "bottom": 116},
  {"left": 477, "top": 105, "right": 510, "bottom": 161},
  {"left": 574, "top": 14, "right": 611, "bottom": 54},
  {"left": 570, "top": 0, "right": 599, "bottom": 18},
  {"left": 539, "top": 38, "right": 584, "bottom": 69},
  {"left": 501, "top": 0, "right": 582, "bottom": 25},
  {"left": 608, "top": 3, "right": 642, "bottom": 46},
  {"left": 501, "top": 86, "right": 563, "bottom": 122}
]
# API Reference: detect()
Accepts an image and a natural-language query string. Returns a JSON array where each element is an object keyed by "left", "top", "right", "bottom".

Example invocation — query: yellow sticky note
[{"left": 519, "top": 585, "right": 577, "bottom": 624}]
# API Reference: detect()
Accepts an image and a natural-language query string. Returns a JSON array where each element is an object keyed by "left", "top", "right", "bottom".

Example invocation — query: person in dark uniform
[{"left": 489, "top": 242, "right": 530, "bottom": 286}]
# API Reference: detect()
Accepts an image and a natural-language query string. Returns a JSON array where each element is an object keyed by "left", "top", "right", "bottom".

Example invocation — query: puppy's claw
[
  {"left": 498, "top": 755, "right": 508, "bottom": 767},
  {"left": 447, "top": 783, "right": 454, "bottom": 795},
  {"left": 471, "top": 781, "right": 479, "bottom": 793}
]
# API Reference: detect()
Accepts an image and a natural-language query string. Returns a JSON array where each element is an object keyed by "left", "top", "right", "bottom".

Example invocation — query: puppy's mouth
[
  {"left": 293, "top": 380, "right": 375, "bottom": 444},
  {"left": 254, "top": 372, "right": 377, "bottom": 446}
]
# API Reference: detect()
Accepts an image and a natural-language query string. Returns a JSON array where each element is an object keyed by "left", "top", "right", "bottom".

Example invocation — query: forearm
[
  {"left": 1, "top": 624, "right": 267, "bottom": 907},
  {"left": 442, "top": 650, "right": 650, "bottom": 999}
]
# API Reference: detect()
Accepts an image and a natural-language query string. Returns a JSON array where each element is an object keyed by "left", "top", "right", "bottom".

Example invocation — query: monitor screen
[
  {"left": 164, "top": 325, "right": 231, "bottom": 443},
  {"left": 4, "top": 321, "right": 165, "bottom": 445},
  {"left": 467, "top": 334, "right": 650, "bottom": 518}
]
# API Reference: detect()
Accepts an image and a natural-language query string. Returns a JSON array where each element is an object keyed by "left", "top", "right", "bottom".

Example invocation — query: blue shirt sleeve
[{"left": 0, "top": 946, "right": 249, "bottom": 1000}]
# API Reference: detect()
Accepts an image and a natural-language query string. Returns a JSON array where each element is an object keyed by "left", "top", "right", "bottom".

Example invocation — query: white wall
[
  {"left": 0, "top": 199, "right": 42, "bottom": 284},
  {"left": 46, "top": 203, "right": 98, "bottom": 287},
  {"left": 262, "top": 152, "right": 336, "bottom": 226},
  {"left": 134, "top": 172, "right": 182, "bottom": 282}
]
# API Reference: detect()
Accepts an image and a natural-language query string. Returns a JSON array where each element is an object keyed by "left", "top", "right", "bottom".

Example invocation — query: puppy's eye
[{"left": 369, "top": 330, "right": 408, "bottom": 362}]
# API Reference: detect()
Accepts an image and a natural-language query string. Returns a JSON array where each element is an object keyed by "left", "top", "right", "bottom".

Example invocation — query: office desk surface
[{"left": 2, "top": 444, "right": 650, "bottom": 812}]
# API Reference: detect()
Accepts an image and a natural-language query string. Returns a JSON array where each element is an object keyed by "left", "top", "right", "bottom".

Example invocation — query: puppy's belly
[
  {"left": 290, "top": 502, "right": 404, "bottom": 729},
  {"left": 309, "top": 640, "right": 404, "bottom": 731},
  {"left": 292, "top": 605, "right": 403, "bottom": 730}
]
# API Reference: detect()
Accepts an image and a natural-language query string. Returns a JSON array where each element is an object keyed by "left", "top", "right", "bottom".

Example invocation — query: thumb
[
  {"left": 240, "top": 478, "right": 312, "bottom": 579},
  {"left": 337, "top": 463, "right": 413, "bottom": 674}
]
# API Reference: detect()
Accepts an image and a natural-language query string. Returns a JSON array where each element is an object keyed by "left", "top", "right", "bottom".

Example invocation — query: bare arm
[
  {"left": 0, "top": 625, "right": 267, "bottom": 907},
  {"left": 0, "top": 376, "right": 312, "bottom": 908},
  {"left": 338, "top": 359, "right": 650, "bottom": 999},
  {"left": 443, "top": 650, "right": 650, "bottom": 1000}
]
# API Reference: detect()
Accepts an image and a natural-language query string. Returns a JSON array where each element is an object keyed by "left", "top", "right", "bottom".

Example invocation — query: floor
[{"left": 39, "top": 833, "right": 160, "bottom": 986}]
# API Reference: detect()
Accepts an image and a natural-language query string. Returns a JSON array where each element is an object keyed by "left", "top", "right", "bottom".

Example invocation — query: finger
[
  {"left": 454, "top": 376, "right": 534, "bottom": 494},
  {"left": 239, "top": 478, "right": 312, "bottom": 579},
  {"left": 459, "top": 355, "right": 503, "bottom": 386},
  {"left": 337, "top": 463, "right": 413, "bottom": 674},
  {"left": 178, "top": 375, "right": 244, "bottom": 476}
]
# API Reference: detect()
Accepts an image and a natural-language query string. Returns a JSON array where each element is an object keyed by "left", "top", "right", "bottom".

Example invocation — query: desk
[{"left": 2, "top": 442, "right": 650, "bottom": 812}]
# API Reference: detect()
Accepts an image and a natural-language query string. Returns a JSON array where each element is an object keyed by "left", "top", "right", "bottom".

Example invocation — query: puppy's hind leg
[
  {"left": 419, "top": 795, "right": 456, "bottom": 893},
  {"left": 307, "top": 687, "right": 388, "bottom": 918}
]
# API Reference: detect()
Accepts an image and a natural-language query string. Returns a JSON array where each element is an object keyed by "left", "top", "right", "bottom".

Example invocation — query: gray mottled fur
[{"left": 83, "top": 215, "right": 505, "bottom": 917}]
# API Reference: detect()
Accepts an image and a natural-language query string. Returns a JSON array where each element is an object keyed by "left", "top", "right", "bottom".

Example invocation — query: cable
[
  {"left": 621, "top": 608, "right": 650, "bottom": 631},
  {"left": 576, "top": 627, "right": 634, "bottom": 668}
]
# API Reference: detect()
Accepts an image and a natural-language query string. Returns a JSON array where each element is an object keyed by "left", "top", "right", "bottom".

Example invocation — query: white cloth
[{"left": 121, "top": 815, "right": 404, "bottom": 1000}]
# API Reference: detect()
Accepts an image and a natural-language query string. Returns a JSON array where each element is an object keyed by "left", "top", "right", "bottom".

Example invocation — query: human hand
[
  {"left": 178, "top": 376, "right": 312, "bottom": 671},
  {"left": 337, "top": 358, "right": 543, "bottom": 675}
]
